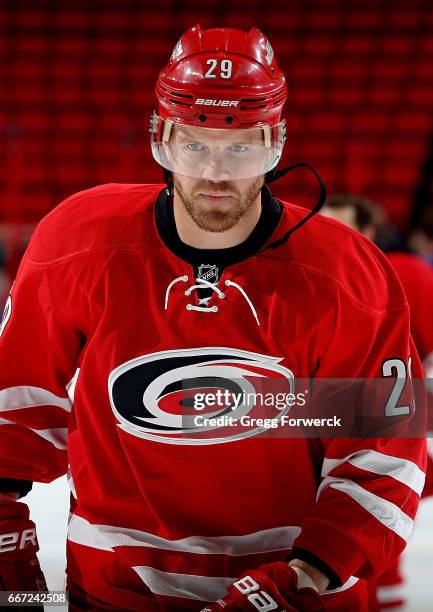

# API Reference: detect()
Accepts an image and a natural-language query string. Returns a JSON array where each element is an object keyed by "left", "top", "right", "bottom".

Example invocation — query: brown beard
[{"left": 173, "top": 177, "right": 264, "bottom": 233}]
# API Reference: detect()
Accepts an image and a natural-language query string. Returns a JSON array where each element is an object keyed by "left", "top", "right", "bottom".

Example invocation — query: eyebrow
[{"left": 176, "top": 130, "right": 202, "bottom": 141}]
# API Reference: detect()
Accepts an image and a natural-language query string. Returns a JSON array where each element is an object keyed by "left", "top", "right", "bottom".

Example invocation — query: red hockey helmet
[
  {"left": 156, "top": 24, "right": 287, "bottom": 128},
  {"left": 151, "top": 25, "right": 287, "bottom": 180}
]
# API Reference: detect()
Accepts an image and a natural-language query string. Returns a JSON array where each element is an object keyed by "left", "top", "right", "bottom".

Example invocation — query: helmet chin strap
[
  {"left": 162, "top": 162, "right": 326, "bottom": 251},
  {"left": 163, "top": 169, "right": 175, "bottom": 197},
  {"left": 263, "top": 162, "right": 327, "bottom": 251}
]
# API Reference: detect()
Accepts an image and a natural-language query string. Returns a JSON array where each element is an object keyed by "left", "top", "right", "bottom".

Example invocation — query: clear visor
[{"left": 150, "top": 114, "right": 286, "bottom": 181}]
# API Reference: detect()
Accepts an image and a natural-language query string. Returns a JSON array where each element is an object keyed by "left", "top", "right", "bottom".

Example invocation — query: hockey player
[
  {"left": 321, "top": 193, "right": 433, "bottom": 610},
  {"left": 0, "top": 25, "right": 427, "bottom": 611}
]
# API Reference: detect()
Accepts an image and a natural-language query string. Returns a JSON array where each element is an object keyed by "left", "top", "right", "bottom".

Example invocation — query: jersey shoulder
[
  {"left": 27, "top": 183, "right": 165, "bottom": 264},
  {"left": 387, "top": 251, "right": 433, "bottom": 284},
  {"left": 270, "top": 200, "right": 407, "bottom": 312},
  {"left": 387, "top": 251, "right": 433, "bottom": 357}
]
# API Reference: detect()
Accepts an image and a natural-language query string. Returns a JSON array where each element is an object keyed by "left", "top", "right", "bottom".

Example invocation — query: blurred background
[
  {"left": 1, "top": 0, "right": 433, "bottom": 290},
  {"left": 1, "top": 0, "right": 433, "bottom": 610}
]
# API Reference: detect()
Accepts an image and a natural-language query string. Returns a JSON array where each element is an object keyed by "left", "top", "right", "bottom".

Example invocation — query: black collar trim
[{"left": 155, "top": 185, "right": 282, "bottom": 267}]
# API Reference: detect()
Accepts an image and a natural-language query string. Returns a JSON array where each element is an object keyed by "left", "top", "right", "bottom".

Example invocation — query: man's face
[
  {"left": 170, "top": 124, "right": 265, "bottom": 232},
  {"left": 173, "top": 173, "right": 264, "bottom": 233}
]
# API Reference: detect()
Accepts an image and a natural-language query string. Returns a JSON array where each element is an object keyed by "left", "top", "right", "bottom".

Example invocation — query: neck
[{"left": 172, "top": 191, "right": 262, "bottom": 249}]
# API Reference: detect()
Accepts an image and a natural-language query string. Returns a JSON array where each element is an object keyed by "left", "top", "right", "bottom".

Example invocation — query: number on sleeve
[{"left": 382, "top": 358, "right": 411, "bottom": 417}]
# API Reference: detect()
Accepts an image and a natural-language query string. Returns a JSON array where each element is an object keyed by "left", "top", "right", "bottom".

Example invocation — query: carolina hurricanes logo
[{"left": 108, "top": 347, "right": 294, "bottom": 445}]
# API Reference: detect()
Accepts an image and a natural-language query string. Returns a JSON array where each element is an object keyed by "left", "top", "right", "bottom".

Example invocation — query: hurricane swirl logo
[{"left": 108, "top": 347, "right": 294, "bottom": 445}]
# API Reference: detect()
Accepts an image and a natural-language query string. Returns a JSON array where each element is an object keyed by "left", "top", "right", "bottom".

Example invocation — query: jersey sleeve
[
  {"left": 292, "top": 268, "right": 427, "bottom": 585},
  {"left": 0, "top": 243, "right": 85, "bottom": 484}
]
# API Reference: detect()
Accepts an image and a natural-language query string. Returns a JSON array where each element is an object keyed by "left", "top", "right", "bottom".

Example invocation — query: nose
[{"left": 201, "top": 150, "right": 232, "bottom": 181}]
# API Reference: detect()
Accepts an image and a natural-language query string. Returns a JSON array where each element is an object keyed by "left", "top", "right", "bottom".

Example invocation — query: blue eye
[
  {"left": 230, "top": 144, "right": 248, "bottom": 153},
  {"left": 185, "top": 143, "right": 206, "bottom": 152}
]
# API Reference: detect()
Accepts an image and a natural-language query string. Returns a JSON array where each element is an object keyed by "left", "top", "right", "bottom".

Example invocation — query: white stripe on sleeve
[
  {"left": 0, "top": 385, "right": 72, "bottom": 413},
  {"left": 322, "top": 449, "right": 425, "bottom": 496}
]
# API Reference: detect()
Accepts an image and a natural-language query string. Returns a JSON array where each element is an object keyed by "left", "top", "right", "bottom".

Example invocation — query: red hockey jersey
[
  {"left": 386, "top": 251, "right": 433, "bottom": 364},
  {"left": 0, "top": 184, "right": 426, "bottom": 611},
  {"left": 386, "top": 251, "right": 433, "bottom": 498}
]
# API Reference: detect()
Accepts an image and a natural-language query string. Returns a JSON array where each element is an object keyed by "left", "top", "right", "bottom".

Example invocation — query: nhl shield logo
[{"left": 198, "top": 264, "right": 219, "bottom": 284}]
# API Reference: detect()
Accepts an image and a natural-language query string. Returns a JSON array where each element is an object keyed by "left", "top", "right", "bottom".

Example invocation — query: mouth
[{"left": 199, "top": 193, "right": 234, "bottom": 202}]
